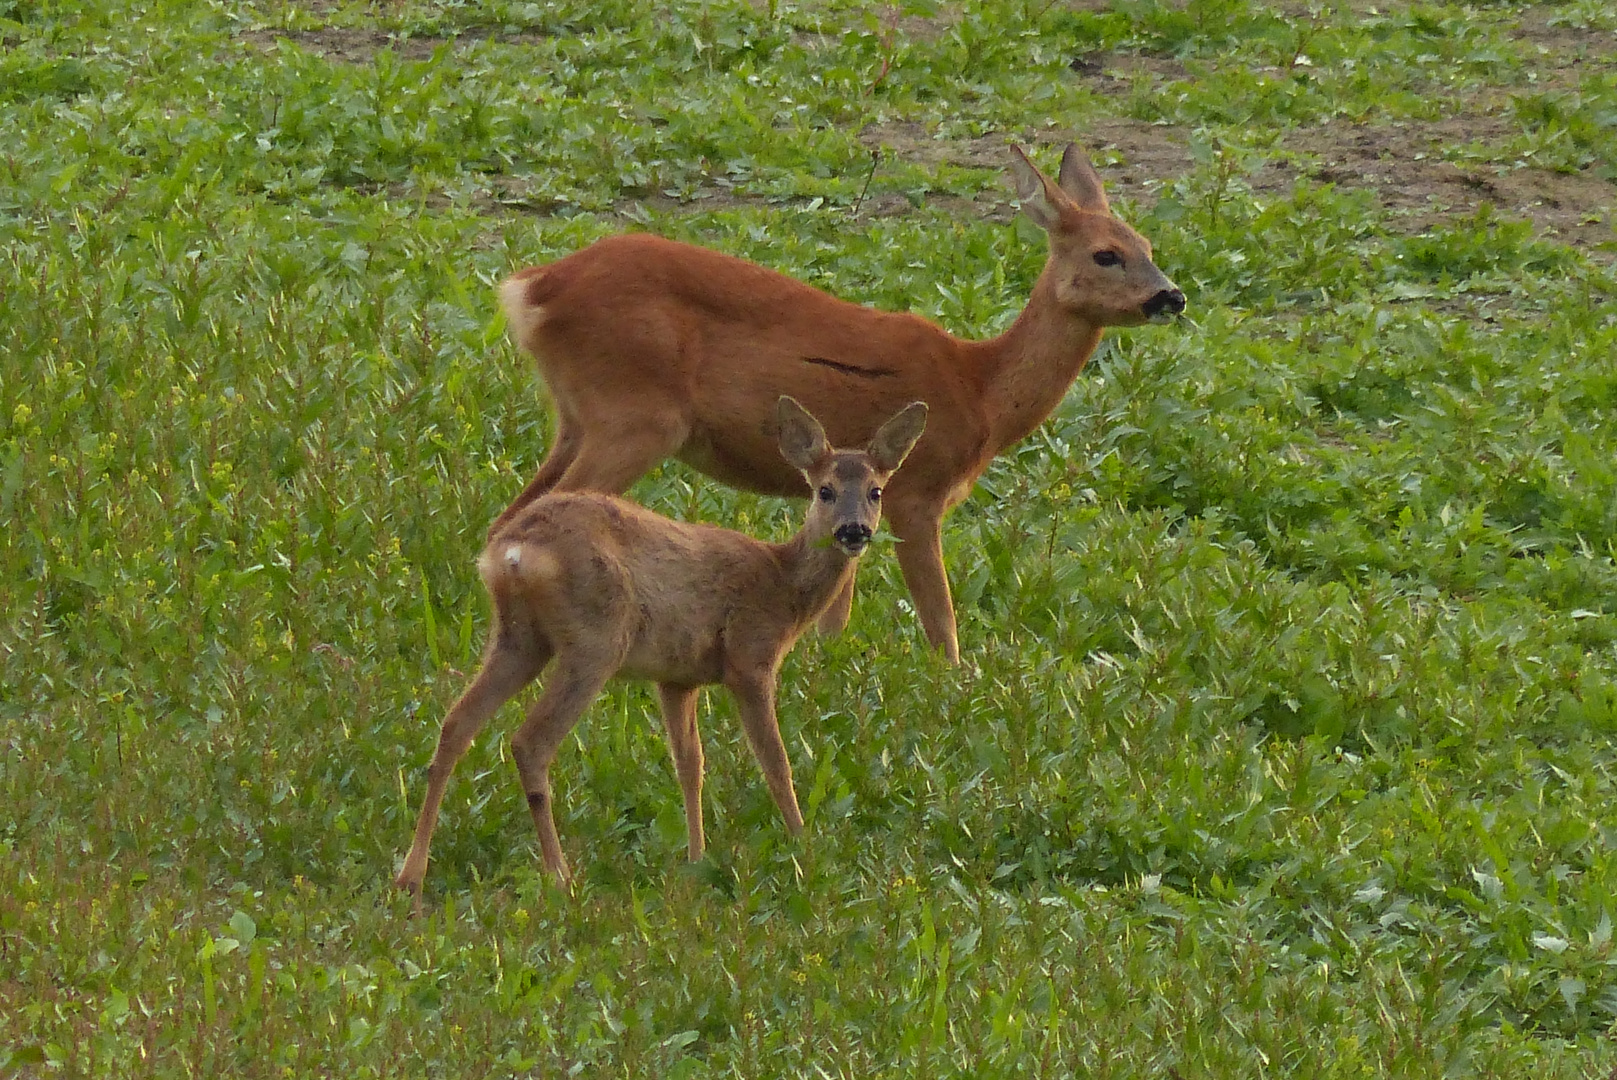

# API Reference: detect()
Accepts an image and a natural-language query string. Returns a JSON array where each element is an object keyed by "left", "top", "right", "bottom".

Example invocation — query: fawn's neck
[
  {"left": 968, "top": 274, "right": 1104, "bottom": 452},
  {"left": 775, "top": 532, "right": 856, "bottom": 625}
]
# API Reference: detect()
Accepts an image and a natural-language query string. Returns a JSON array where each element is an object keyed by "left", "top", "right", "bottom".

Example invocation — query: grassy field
[{"left": 4, "top": 0, "right": 1617, "bottom": 1074}]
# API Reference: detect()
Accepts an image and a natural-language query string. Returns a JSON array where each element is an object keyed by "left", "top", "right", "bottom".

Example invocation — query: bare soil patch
[
  {"left": 1506, "top": 8, "right": 1617, "bottom": 90},
  {"left": 395, "top": 173, "right": 837, "bottom": 223},
  {"left": 860, "top": 110, "right": 1613, "bottom": 253},
  {"left": 1070, "top": 50, "right": 1191, "bottom": 94},
  {"left": 855, "top": 121, "right": 1019, "bottom": 220},
  {"left": 1083, "top": 116, "right": 1197, "bottom": 199},
  {"left": 239, "top": 25, "right": 550, "bottom": 63},
  {"left": 856, "top": 117, "right": 1196, "bottom": 220},
  {"left": 859, "top": 120, "right": 1005, "bottom": 170},
  {"left": 779, "top": 0, "right": 957, "bottom": 46},
  {"left": 240, "top": 26, "right": 437, "bottom": 62},
  {"left": 375, "top": 107, "right": 1611, "bottom": 256},
  {"left": 1277, "top": 115, "right": 1615, "bottom": 249},
  {"left": 251, "top": 6, "right": 1611, "bottom": 252}
]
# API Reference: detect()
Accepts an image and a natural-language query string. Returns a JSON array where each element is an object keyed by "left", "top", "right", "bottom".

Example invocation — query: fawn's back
[{"left": 483, "top": 491, "right": 818, "bottom": 687}]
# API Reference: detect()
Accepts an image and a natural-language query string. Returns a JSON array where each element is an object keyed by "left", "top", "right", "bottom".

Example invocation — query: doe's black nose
[
  {"left": 834, "top": 523, "right": 872, "bottom": 549},
  {"left": 1143, "top": 288, "right": 1186, "bottom": 318}
]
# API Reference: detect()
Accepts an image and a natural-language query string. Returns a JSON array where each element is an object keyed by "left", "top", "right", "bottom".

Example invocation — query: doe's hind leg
[
  {"left": 552, "top": 408, "right": 689, "bottom": 495},
  {"left": 488, "top": 420, "right": 580, "bottom": 540}
]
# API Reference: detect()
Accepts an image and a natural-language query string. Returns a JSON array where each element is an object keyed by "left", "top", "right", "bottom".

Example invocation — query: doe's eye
[
  {"left": 818, "top": 485, "right": 835, "bottom": 502},
  {"left": 868, "top": 487, "right": 882, "bottom": 502},
  {"left": 1093, "top": 250, "right": 1122, "bottom": 267}
]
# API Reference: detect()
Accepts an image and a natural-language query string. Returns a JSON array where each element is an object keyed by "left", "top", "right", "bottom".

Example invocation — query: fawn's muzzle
[
  {"left": 1143, "top": 288, "right": 1186, "bottom": 322},
  {"left": 834, "top": 523, "right": 872, "bottom": 554}
]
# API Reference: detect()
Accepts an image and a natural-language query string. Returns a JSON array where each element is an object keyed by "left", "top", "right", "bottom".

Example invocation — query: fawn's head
[
  {"left": 777, "top": 396, "right": 928, "bottom": 557},
  {"left": 1009, "top": 142, "right": 1185, "bottom": 328}
]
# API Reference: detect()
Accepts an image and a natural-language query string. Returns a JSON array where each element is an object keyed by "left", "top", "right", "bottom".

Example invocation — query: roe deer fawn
[
  {"left": 489, "top": 142, "right": 1184, "bottom": 664},
  {"left": 395, "top": 396, "right": 928, "bottom": 898}
]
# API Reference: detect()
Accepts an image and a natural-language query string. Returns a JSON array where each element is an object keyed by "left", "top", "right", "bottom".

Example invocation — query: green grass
[{"left": 4, "top": 0, "right": 1617, "bottom": 1075}]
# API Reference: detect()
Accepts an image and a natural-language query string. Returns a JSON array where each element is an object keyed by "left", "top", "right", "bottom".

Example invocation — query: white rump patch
[
  {"left": 504, "top": 544, "right": 523, "bottom": 568},
  {"left": 498, "top": 277, "right": 548, "bottom": 342}
]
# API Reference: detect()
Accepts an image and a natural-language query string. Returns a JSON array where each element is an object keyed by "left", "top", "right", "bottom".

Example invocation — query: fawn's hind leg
[
  {"left": 396, "top": 637, "right": 548, "bottom": 901},
  {"left": 510, "top": 657, "right": 617, "bottom": 882}
]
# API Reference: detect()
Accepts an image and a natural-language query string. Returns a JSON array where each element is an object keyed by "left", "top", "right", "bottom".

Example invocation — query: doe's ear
[
  {"left": 777, "top": 396, "right": 830, "bottom": 471},
  {"left": 1008, "top": 145, "right": 1064, "bottom": 232},
  {"left": 1056, "top": 142, "right": 1110, "bottom": 214},
  {"left": 867, "top": 401, "right": 928, "bottom": 474}
]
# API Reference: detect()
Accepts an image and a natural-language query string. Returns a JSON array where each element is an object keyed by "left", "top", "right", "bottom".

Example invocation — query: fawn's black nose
[
  {"left": 1143, "top": 288, "right": 1186, "bottom": 319},
  {"left": 834, "top": 523, "right": 872, "bottom": 553}
]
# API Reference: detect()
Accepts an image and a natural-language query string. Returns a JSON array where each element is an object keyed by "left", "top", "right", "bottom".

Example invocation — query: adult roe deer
[
  {"left": 491, "top": 142, "right": 1184, "bottom": 664},
  {"left": 395, "top": 396, "right": 928, "bottom": 898}
]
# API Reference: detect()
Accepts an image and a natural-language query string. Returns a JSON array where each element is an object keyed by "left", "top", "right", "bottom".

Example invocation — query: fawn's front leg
[
  {"left": 657, "top": 683, "right": 705, "bottom": 861},
  {"left": 726, "top": 671, "right": 804, "bottom": 837}
]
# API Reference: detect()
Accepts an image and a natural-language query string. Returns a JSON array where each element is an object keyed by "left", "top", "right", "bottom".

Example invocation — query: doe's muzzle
[{"left": 1143, "top": 288, "right": 1187, "bottom": 322}]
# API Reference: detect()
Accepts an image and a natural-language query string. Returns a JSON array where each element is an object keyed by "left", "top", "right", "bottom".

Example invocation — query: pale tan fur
[
  {"left": 496, "top": 276, "right": 547, "bottom": 344},
  {"left": 395, "top": 398, "right": 927, "bottom": 900},
  {"left": 487, "top": 142, "right": 1184, "bottom": 664}
]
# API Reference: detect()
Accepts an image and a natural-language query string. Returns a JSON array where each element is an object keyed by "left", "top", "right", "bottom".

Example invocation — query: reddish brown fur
[
  {"left": 395, "top": 399, "right": 927, "bottom": 898},
  {"left": 489, "top": 143, "right": 1183, "bottom": 663}
]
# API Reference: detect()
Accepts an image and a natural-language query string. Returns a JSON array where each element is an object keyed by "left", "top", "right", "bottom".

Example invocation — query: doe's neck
[{"left": 969, "top": 274, "right": 1105, "bottom": 452}]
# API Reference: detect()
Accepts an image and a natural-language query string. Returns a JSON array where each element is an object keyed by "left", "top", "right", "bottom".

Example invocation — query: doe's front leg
[
  {"left": 816, "top": 572, "right": 856, "bottom": 638},
  {"left": 890, "top": 509, "right": 960, "bottom": 665}
]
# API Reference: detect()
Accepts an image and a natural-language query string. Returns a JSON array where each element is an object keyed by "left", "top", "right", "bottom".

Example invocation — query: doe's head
[
  {"left": 1008, "top": 142, "right": 1186, "bottom": 327},
  {"left": 776, "top": 396, "right": 928, "bottom": 557}
]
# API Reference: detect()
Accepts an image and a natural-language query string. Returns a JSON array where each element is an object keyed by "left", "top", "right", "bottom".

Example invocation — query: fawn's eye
[
  {"left": 818, "top": 485, "right": 835, "bottom": 502},
  {"left": 1093, "top": 250, "right": 1122, "bottom": 268},
  {"left": 868, "top": 487, "right": 882, "bottom": 502}
]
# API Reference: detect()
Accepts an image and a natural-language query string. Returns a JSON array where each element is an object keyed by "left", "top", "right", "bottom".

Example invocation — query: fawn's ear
[
  {"left": 777, "top": 396, "right": 831, "bottom": 472},
  {"left": 867, "top": 401, "right": 928, "bottom": 474},
  {"left": 1056, "top": 142, "right": 1109, "bottom": 215}
]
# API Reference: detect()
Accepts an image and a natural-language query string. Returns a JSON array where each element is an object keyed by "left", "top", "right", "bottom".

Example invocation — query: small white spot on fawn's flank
[{"left": 505, "top": 545, "right": 522, "bottom": 568}]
